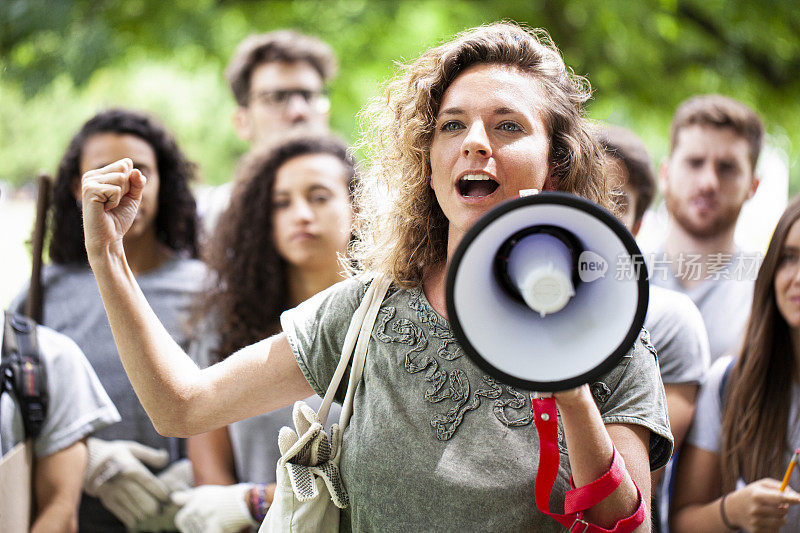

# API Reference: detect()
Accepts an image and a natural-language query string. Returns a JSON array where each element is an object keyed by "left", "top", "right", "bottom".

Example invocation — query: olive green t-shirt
[{"left": 281, "top": 277, "right": 672, "bottom": 532}]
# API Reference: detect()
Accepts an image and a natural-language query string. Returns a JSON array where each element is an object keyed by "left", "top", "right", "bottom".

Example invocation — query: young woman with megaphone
[{"left": 79, "top": 22, "right": 671, "bottom": 532}]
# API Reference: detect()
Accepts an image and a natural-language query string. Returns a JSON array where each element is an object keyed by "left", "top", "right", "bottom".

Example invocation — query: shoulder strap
[
  {"left": 338, "top": 274, "right": 392, "bottom": 430},
  {"left": 317, "top": 274, "right": 391, "bottom": 426},
  {"left": 1, "top": 312, "right": 48, "bottom": 440}
]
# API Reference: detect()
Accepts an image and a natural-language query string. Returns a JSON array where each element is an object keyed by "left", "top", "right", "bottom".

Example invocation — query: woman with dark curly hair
[
  {"left": 78, "top": 23, "right": 671, "bottom": 531},
  {"left": 172, "top": 135, "right": 352, "bottom": 531},
  {"left": 13, "top": 108, "right": 206, "bottom": 532}
]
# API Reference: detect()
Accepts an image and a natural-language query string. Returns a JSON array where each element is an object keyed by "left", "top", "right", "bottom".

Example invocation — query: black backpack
[{"left": 1, "top": 312, "right": 48, "bottom": 440}]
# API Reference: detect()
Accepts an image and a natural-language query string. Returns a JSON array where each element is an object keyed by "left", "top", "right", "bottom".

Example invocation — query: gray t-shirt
[
  {"left": 13, "top": 259, "right": 205, "bottom": 449},
  {"left": 649, "top": 251, "right": 757, "bottom": 362},
  {"left": 281, "top": 277, "right": 673, "bottom": 532},
  {"left": 686, "top": 356, "right": 800, "bottom": 532},
  {"left": 190, "top": 327, "right": 341, "bottom": 485},
  {"left": 645, "top": 285, "right": 710, "bottom": 531},
  {"left": 645, "top": 284, "right": 710, "bottom": 385},
  {"left": 1, "top": 312, "right": 120, "bottom": 458},
  {"left": 13, "top": 258, "right": 206, "bottom": 532}
]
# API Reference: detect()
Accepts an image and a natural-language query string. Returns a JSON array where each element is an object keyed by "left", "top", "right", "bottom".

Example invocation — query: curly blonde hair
[{"left": 352, "top": 22, "right": 610, "bottom": 286}]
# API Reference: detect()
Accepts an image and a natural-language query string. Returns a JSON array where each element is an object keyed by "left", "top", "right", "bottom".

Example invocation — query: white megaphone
[{"left": 445, "top": 191, "right": 648, "bottom": 392}]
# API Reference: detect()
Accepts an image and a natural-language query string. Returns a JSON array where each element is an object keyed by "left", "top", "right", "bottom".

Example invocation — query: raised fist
[{"left": 81, "top": 157, "right": 147, "bottom": 257}]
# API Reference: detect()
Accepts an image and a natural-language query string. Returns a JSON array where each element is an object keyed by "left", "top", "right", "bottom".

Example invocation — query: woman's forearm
[
  {"left": 672, "top": 477, "right": 800, "bottom": 532},
  {"left": 557, "top": 387, "right": 649, "bottom": 530},
  {"left": 670, "top": 498, "right": 734, "bottom": 532}
]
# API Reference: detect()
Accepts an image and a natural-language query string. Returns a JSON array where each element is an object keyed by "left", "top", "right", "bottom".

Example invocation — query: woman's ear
[
  {"left": 542, "top": 173, "right": 558, "bottom": 191},
  {"left": 232, "top": 107, "right": 253, "bottom": 142}
]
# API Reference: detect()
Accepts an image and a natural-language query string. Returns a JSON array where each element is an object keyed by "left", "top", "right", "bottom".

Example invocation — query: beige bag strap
[
  {"left": 317, "top": 274, "right": 390, "bottom": 426},
  {"left": 338, "top": 274, "right": 391, "bottom": 429}
]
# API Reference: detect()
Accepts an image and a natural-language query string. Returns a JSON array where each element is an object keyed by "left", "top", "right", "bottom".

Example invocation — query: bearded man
[{"left": 653, "top": 94, "right": 763, "bottom": 361}]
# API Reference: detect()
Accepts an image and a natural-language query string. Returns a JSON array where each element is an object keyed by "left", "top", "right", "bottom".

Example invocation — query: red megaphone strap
[{"left": 531, "top": 396, "right": 645, "bottom": 532}]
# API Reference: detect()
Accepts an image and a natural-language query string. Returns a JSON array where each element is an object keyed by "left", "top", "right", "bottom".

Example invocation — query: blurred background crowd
[
  {"left": 2, "top": 2, "right": 800, "bottom": 532},
  {"left": 2, "top": 0, "right": 798, "bottom": 305}
]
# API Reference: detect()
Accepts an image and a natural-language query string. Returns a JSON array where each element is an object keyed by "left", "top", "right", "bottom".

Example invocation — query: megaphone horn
[{"left": 445, "top": 191, "right": 648, "bottom": 392}]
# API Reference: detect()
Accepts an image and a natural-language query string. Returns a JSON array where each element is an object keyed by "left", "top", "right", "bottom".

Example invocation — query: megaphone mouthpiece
[
  {"left": 520, "top": 263, "right": 575, "bottom": 317},
  {"left": 496, "top": 226, "right": 583, "bottom": 316}
]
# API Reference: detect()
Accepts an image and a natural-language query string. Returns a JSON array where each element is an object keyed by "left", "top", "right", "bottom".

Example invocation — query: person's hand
[
  {"left": 171, "top": 483, "right": 257, "bottom": 533},
  {"left": 726, "top": 478, "right": 800, "bottom": 533},
  {"left": 81, "top": 157, "right": 146, "bottom": 258},
  {"left": 157, "top": 458, "right": 194, "bottom": 493},
  {"left": 134, "top": 459, "right": 196, "bottom": 532},
  {"left": 135, "top": 505, "right": 180, "bottom": 533},
  {"left": 84, "top": 437, "right": 171, "bottom": 528}
]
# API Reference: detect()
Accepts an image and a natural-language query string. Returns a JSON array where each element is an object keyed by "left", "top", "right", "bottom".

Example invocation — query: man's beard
[{"left": 664, "top": 189, "right": 743, "bottom": 239}]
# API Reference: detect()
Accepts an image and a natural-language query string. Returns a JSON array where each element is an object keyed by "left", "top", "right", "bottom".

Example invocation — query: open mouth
[{"left": 458, "top": 174, "right": 499, "bottom": 198}]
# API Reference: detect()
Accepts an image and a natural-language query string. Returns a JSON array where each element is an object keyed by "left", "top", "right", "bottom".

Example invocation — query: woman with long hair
[
  {"left": 13, "top": 108, "right": 206, "bottom": 532},
  {"left": 671, "top": 198, "right": 800, "bottom": 532},
  {"left": 175, "top": 135, "right": 352, "bottom": 531},
  {"left": 77, "top": 23, "right": 672, "bottom": 530}
]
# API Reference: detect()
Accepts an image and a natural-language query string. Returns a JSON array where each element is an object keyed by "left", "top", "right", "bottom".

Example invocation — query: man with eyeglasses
[
  {"left": 197, "top": 30, "right": 337, "bottom": 235},
  {"left": 227, "top": 30, "right": 336, "bottom": 148}
]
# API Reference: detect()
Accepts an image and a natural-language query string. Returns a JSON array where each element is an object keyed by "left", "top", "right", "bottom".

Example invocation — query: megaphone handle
[
  {"left": 530, "top": 397, "right": 645, "bottom": 532},
  {"left": 532, "top": 397, "right": 562, "bottom": 513}
]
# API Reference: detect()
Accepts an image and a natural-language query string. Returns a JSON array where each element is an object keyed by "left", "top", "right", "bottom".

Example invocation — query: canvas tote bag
[{"left": 260, "top": 274, "right": 392, "bottom": 532}]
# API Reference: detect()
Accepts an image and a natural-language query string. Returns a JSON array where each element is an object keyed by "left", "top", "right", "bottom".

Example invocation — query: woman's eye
[
  {"left": 310, "top": 193, "right": 330, "bottom": 204},
  {"left": 440, "top": 121, "right": 464, "bottom": 132},
  {"left": 498, "top": 122, "right": 523, "bottom": 132},
  {"left": 273, "top": 199, "right": 290, "bottom": 210},
  {"left": 781, "top": 253, "right": 799, "bottom": 266}
]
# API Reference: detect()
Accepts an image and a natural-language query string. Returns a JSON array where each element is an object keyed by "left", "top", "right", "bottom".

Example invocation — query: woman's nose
[
  {"left": 291, "top": 199, "right": 314, "bottom": 222},
  {"left": 462, "top": 121, "right": 492, "bottom": 158}
]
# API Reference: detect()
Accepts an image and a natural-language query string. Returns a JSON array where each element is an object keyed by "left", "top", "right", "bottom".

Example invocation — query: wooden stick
[{"left": 25, "top": 174, "right": 52, "bottom": 323}]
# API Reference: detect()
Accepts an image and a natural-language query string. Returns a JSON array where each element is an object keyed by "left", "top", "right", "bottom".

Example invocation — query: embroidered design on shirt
[{"left": 375, "top": 288, "right": 536, "bottom": 440}]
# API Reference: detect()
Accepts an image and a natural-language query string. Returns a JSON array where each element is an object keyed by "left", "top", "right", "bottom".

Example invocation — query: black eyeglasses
[{"left": 248, "top": 89, "right": 330, "bottom": 112}]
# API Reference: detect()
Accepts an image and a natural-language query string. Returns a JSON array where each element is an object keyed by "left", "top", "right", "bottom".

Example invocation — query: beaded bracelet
[
  {"left": 720, "top": 493, "right": 736, "bottom": 530},
  {"left": 247, "top": 484, "right": 270, "bottom": 523}
]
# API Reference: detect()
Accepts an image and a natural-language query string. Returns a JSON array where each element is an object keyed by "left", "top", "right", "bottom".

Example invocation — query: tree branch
[{"left": 676, "top": 0, "right": 800, "bottom": 88}]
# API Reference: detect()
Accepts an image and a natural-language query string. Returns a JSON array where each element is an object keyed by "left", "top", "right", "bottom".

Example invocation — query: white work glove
[
  {"left": 157, "top": 458, "right": 194, "bottom": 492},
  {"left": 84, "top": 437, "right": 171, "bottom": 528},
  {"left": 277, "top": 402, "right": 347, "bottom": 507},
  {"left": 135, "top": 459, "right": 195, "bottom": 532},
  {"left": 171, "top": 483, "right": 258, "bottom": 533}
]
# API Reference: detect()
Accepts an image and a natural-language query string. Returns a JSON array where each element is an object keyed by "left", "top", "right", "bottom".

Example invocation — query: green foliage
[{"left": 1, "top": 0, "right": 798, "bottom": 189}]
